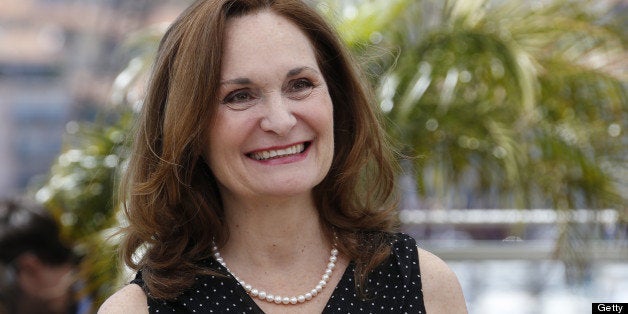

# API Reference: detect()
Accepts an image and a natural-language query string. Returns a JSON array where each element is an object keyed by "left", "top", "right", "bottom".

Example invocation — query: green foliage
[
  {"left": 31, "top": 24, "right": 162, "bottom": 309},
  {"left": 34, "top": 111, "right": 133, "bottom": 309},
  {"left": 331, "top": 0, "right": 627, "bottom": 283},
  {"left": 332, "top": 0, "right": 627, "bottom": 212}
]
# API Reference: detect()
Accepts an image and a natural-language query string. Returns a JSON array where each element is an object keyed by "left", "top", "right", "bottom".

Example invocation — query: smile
[{"left": 248, "top": 142, "right": 308, "bottom": 161}]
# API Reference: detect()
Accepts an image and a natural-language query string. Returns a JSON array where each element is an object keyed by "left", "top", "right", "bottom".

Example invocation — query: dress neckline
[{"left": 212, "top": 257, "right": 353, "bottom": 313}]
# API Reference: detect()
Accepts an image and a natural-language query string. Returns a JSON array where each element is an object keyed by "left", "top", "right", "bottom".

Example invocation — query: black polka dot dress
[{"left": 131, "top": 233, "right": 426, "bottom": 313}]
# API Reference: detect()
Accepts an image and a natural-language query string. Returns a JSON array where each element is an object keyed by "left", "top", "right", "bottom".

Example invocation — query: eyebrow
[
  {"left": 220, "top": 66, "right": 319, "bottom": 85},
  {"left": 287, "top": 66, "right": 318, "bottom": 77},
  {"left": 220, "top": 77, "right": 252, "bottom": 85}
]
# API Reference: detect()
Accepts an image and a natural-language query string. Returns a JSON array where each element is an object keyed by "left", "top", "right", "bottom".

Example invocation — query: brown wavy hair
[{"left": 120, "top": 0, "right": 399, "bottom": 300}]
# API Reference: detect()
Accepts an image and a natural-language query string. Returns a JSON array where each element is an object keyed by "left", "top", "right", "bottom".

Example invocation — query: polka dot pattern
[{"left": 132, "top": 233, "right": 425, "bottom": 313}]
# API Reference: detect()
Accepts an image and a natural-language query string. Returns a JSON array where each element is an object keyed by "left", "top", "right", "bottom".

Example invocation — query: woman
[{"left": 100, "top": 0, "right": 467, "bottom": 313}]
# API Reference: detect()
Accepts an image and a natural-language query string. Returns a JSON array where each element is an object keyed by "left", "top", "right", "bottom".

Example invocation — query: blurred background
[{"left": 0, "top": 0, "right": 626, "bottom": 313}]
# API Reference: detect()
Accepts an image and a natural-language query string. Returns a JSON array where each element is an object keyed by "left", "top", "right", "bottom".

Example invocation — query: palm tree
[
  {"left": 333, "top": 0, "right": 627, "bottom": 282},
  {"left": 333, "top": 0, "right": 627, "bottom": 212}
]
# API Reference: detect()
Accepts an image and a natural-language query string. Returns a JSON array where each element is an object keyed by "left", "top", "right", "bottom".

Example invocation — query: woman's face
[{"left": 205, "top": 10, "right": 334, "bottom": 202}]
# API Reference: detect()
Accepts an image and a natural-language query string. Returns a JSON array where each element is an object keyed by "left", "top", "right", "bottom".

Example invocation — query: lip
[{"left": 246, "top": 141, "right": 312, "bottom": 164}]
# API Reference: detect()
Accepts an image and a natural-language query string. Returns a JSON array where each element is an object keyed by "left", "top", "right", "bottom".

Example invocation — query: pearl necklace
[{"left": 211, "top": 243, "right": 338, "bottom": 305}]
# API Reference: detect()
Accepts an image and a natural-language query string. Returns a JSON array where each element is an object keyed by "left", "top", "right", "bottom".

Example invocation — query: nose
[{"left": 259, "top": 93, "right": 297, "bottom": 136}]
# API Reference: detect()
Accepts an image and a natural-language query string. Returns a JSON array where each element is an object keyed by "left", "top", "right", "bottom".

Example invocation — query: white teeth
[{"left": 251, "top": 143, "right": 305, "bottom": 160}]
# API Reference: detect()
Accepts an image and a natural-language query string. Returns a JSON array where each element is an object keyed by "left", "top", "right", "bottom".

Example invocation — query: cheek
[
  {"left": 205, "top": 110, "right": 259, "bottom": 170},
  {"left": 321, "top": 96, "right": 335, "bottom": 137},
  {"left": 308, "top": 94, "right": 335, "bottom": 158},
  {"left": 205, "top": 119, "right": 221, "bottom": 159},
  {"left": 205, "top": 112, "right": 235, "bottom": 165},
  {"left": 307, "top": 89, "right": 334, "bottom": 128}
]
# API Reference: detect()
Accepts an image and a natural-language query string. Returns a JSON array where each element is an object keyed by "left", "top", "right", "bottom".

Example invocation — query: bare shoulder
[
  {"left": 98, "top": 283, "right": 148, "bottom": 314},
  {"left": 418, "top": 248, "right": 468, "bottom": 314}
]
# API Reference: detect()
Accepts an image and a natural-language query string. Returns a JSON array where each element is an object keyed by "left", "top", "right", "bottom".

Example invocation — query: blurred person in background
[{"left": 0, "top": 198, "right": 92, "bottom": 314}]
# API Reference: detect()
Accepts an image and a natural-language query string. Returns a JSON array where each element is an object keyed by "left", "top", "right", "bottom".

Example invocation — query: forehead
[{"left": 221, "top": 10, "right": 318, "bottom": 76}]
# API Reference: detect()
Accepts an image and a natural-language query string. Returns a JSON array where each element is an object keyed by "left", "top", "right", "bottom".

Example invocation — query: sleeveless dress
[{"left": 131, "top": 233, "right": 426, "bottom": 313}]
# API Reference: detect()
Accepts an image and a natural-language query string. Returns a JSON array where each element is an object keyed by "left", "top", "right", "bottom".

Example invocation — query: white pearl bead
[{"left": 212, "top": 240, "right": 338, "bottom": 306}]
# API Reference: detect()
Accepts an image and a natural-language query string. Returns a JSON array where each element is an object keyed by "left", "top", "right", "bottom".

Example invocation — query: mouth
[{"left": 247, "top": 142, "right": 310, "bottom": 161}]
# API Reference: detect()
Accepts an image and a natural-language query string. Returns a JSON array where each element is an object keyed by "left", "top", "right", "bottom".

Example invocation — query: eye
[
  {"left": 222, "top": 89, "right": 259, "bottom": 110},
  {"left": 285, "top": 78, "right": 315, "bottom": 100}
]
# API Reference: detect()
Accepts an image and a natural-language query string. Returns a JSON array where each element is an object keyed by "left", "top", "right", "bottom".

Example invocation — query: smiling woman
[{"left": 98, "top": 0, "right": 466, "bottom": 313}]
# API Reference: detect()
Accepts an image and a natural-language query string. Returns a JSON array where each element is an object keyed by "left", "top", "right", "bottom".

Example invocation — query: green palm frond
[{"left": 340, "top": 0, "right": 628, "bottom": 211}]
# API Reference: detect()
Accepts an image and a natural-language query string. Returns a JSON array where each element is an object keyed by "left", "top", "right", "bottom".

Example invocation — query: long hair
[{"left": 120, "top": 0, "right": 398, "bottom": 300}]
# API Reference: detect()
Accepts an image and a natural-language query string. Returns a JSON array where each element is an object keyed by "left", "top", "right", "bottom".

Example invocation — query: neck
[
  {"left": 216, "top": 192, "right": 346, "bottom": 311},
  {"left": 220, "top": 192, "right": 330, "bottom": 267}
]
